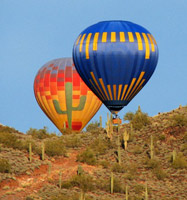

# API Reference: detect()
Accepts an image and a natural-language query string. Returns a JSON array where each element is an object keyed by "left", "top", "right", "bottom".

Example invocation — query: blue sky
[{"left": 1, "top": 0, "right": 187, "bottom": 134}]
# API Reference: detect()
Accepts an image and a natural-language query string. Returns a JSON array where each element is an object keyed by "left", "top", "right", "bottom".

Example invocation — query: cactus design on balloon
[{"left": 53, "top": 82, "right": 86, "bottom": 129}]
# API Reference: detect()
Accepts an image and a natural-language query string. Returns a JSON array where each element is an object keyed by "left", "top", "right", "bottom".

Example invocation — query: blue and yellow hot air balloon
[{"left": 73, "top": 20, "right": 159, "bottom": 115}]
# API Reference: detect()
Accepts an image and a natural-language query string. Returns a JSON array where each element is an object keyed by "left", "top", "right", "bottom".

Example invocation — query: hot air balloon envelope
[
  {"left": 73, "top": 20, "right": 159, "bottom": 113},
  {"left": 34, "top": 58, "right": 102, "bottom": 132}
]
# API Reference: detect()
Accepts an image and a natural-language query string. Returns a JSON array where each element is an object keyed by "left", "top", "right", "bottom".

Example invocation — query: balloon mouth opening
[{"left": 103, "top": 100, "right": 129, "bottom": 113}]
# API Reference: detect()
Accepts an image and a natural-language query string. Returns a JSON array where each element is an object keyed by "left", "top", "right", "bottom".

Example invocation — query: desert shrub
[
  {"left": 170, "top": 114, "right": 187, "bottom": 127},
  {"left": 44, "top": 139, "right": 66, "bottom": 157},
  {"left": 112, "top": 163, "right": 126, "bottom": 173},
  {"left": 99, "top": 160, "right": 110, "bottom": 169},
  {"left": 95, "top": 178, "right": 110, "bottom": 192},
  {"left": 96, "top": 176, "right": 124, "bottom": 193},
  {"left": 113, "top": 177, "right": 125, "bottom": 193},
  {"left": 172, "top": 153, "right": 187, "bottom": 169},
  {"left": 153, "top": 167, "right": 168, "bottom": 180},
  {"left": 90, "top": 137, "right": 113, "bottom": 156},
  {"left": 77, "top": 148, "right": 96, "bottom": 165},
  {"left": 22, "top": 140, "right": 37, "bottom": 153},
  {"left": 158, "top": 134, "right": 166, "bottom": 141},
  {"left": 123, "top": 112, "right": 134, "bottom": 121},
  {"left": 183, "top": 132, "right": 187, "bottom": 142},
  {"left": 123, "top": 163, "right": 138, "bottom": 180},
  {"left": 0, "top": 158, "right": 11, "bottom": 173},
  {"left": 70, "top": 174, "right": 95, "bottom": 192},
  {"left": 123, "top": 109, "right": 151, "bottom": 130},
  {"left": 144, "top": 158, "right": 160, "bottom": 169},
  {"left": 64, "top": 136, "right": 82, "bottom": 148},
  {"left": 0, "top": 125, "right": 19, "bottom": 133},
  {"left": 26, "top": 127, "right": 56, "bottom": 139},
  {"left": 86, "top": 121, "right": 99, "bottom": 132},
  {"left": 0, "top": 132, "right": 23, "bottom": 150},
  {"left": 134, "top": 184, "right": 144, "bottom": 194},
  {"left": 61, "top": 181, "right": 73, "bottom": 189},
  {"left": 132, "top": 146, "right": 143, "bottom": 154}
]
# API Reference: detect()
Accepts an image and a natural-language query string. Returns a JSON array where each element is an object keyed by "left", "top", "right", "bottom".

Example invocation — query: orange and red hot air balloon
[{"left": 34, "top": 58, "right": 102, "bottom": 132}]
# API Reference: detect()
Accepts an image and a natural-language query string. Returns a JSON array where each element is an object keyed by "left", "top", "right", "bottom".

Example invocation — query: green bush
[
  {"left": 123, "top": 108, "right": 151, "bottom": 130},
  {"left": 90, "top": 137, "right": 113, "bottom": 156},
  {"left": 113, "top": 177, "right": 125, "bottom": 193},
  {"left": 153, "top": 167, "right": 168, "bottom": 180},
  {"left": 145, "top": 158, "right": 160, "bottom": 169},
  {"left": 77, "top": 148, "right": 96, "bottom": 165},
  {"left": 64, "top": 136, "right": 82, "bottom": 148},
  {"left": 99, "top": 160, "right": 110, "bottom": 169},
  {"left": 132, "top": 146, "right": 143, "bottom": 154},
  {"left": 86, "top": 121, "right": 99, "bottom": 132},
  {"left": 112, "top": 163, "right": 126, "bottom": 173},
  {"left": 134, "top": 184, "right": 144, "bottom": 194},
  {"left": 172, "top": 153, "right": 187, "bottom": 169},
  {"left": 0, "top": 132, "right": 23, "bottom": 150},
  {"left": 26, "top": 127, "right": 56, "bottom": 139},
  {"left": 0, "top": 158, "right": 11, "bottom": 173},
  {"left": 123, "top": 112, "right": 134, "bottom": 121},
  {"left": 0, "top": 125, "right": 19, "bottom": 133},
  {"left": 70, "top": 174, "right": 95, "bottom": 192},
  {"left": 170, "top": 114, "right": 187, "bottom": 127},
  {"left": 44, "top": 139, "right": 66, "bottom": 157}
]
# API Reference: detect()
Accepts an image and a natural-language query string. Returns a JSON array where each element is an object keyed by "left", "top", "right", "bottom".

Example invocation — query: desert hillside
[{"left": 0, "top": 105, "right": 187, "bottom": 200}]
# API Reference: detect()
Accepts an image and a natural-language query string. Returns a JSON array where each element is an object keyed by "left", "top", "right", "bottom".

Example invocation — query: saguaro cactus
[
  {"left": 150, "top": 135, "right": 154, "bottom": 159},
  {"left": 172, "top": 150, "right": 176, "bottom": 163},
  {"left": 145, "top": 183, "right": 148, "bottom": 200},
  {"left": 53, "top": 82, "right": 86, "bottom": 129},
  {"left": 115, "top": 135, "right": 121, "bottom": 164},
  {"left": 100, "top": 115, "right": 102, "bottom": 128},
  {"left": 117, "top": 118, "right": 121, "bottom": 133},
  {"left": 126, "top": 185, "right": 128, "bottom": 200},
  {"left": 79, "top": 190, "right": 85, "bottom": 200},
  {"left": 59, "top": 171, "right": 62, "bottom": 189},
  {"left": 42, "top": 142, "right": 45, "bottom": 161},
  {"left": 110, "top": 172, "right": 114, "bottom": 194},
  {"left": 29, "top": 143, "right": 32, "bottom": 162},
  {"left": 48, "top": 162, "right": 52, "bottom": 176},
  {"left": 123, "top": 128, "right": 129, "bottom": 150},
  {"left": 130, "top": 123, "right": 134, "bottom": 136}
]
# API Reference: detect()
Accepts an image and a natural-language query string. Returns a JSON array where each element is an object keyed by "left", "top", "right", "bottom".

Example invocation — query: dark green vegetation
[{"left": 0, "top": 105, "right": 187, "bottom": 200}]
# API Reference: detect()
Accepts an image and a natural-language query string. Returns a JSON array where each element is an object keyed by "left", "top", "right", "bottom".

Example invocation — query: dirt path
[{"left": 0, "top": 150, "right": 97, "bottom": 200}]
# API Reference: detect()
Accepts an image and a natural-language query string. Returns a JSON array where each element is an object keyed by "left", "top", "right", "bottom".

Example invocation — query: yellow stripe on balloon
[
  {"left": 120, "top": 84, "right": 128, "bottom": 100},
  {"left": 93, "top": 32, "right": 99, "bottom": 51},
  {"left": 135, "top": 32, "right": 143, "bottom": 50},
  {"left": 126, "top": 71, "right": 145, "bottom": 100},
  {"left": 99, "top": 78, "right": 110, "bottom": 100},
  {"left": 150, "top": 34, "right": 157, "bottom": 45},
  {"left": 89, "top": 79, "right": 104, "bottom": 101},
  {"left": 124, "top": 78, "right": 136, "bottom": 100},
  {"left": 113, "top": 85, "right": 117, "bottom": 100},
  {"left": 76, "top": 35, "right": 82, "bottom": 45},
  {"left": 147, "top": 33, "right": 155, "bottom": 52},
  {"left": 142, "top": 33, "right": 150, "bottom": 59},
  {"left": 120, "top": 32, "right": 125, "bottom": 42},
  {"left": 128, "top": 32, "right": 134, "bottom": 42},
  {"left": 107, "top": 85, "right": 113, "bottom": 100},
  {"left": 102, "top": 32, "right": 107, "bottom": 42},
  {"left": 86, "top": 33, "right": 92, "bottom": 59},
  {"left": 90, "top": 72, "right": 106, "bottom": 100},
  {"left": 129, "top": 79, "right": 145, "bottom": 101},
  {"left": 111, "top": 32, "right": 116, "bottom": 42},
  {"left": 79, "top": 34, "right": 86, "bottom": 52},
  {"left": 117, "top": 84, "right": 122, "bottom": 100}
]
